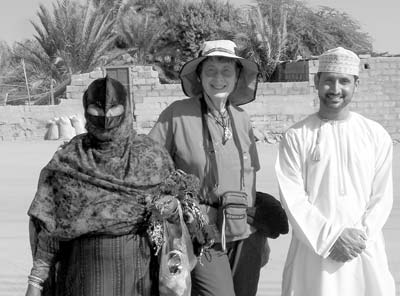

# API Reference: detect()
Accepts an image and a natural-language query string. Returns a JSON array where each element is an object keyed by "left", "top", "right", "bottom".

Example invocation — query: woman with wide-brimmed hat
[{"left": 150, "top": 40, "right": 270, "bottom": 296}]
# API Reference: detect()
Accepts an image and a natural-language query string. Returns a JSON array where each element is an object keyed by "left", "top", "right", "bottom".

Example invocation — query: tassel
[
  {"left": 221, "top": 209, "right": 226, "bottom": 252},
  {"left": 312, "top": 128, "right": 321, "bottom": 161}
]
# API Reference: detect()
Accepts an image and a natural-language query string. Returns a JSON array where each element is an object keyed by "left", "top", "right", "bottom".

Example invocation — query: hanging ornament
[{"left": 223, "top": 126, "right": 232, "bottom": 144}]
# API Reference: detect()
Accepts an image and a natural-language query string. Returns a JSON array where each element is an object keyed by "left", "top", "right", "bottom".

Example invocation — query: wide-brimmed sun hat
[
  {"left": 318, "top": 47, "right": 360, "bottom": 76},
  {"left": 179, "top": 40, "right": 260, "bottom": 106}
]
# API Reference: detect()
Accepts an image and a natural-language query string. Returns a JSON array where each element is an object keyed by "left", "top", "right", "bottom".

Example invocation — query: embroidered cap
[
  {"left": 179, "top": 40, "right": 259, "bottom": 106},
  {"left": 318, "top": 47, "right": 360, "bottom": 76}
]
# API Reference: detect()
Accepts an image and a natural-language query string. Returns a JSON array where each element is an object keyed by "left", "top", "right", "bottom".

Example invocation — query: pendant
[{"left": 223, "top": 127, "right": 232, "bottom": 143}]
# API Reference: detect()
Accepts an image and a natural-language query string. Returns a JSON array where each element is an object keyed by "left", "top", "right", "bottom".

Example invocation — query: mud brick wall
[
  {"left": 352, "top": 57, "right": 400, "bottom": 141},
  {"left": 1, "top": 58, "right": 400, "bottom": 142},
  {"left": 130, "top": 67, "right": 316, "bottom": 140}
]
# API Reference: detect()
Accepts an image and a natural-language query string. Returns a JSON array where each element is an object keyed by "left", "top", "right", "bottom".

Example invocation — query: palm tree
[
  {"left": 11, "top": 0, "right": 123, "bottom": 104},
  {"left": 117, "top": 8, "right": 166, "bottom": 65},
  {"left": 234, "top": 0, "right": 288, "bottom": 81},
  {"left": 30, "top": 0, "right": 120, "bottom": 75}
]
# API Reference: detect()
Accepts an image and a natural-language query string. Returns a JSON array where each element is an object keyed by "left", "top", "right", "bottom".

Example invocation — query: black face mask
[
  {"left": 85, "top": 113, "right": 123, "bottom": 130},
  {"left": 83, "top": 77, "right": 127, "bottom": 130}
]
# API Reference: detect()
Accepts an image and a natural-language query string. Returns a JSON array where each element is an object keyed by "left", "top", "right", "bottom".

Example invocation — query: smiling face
[
  {"left": 199, "top": 57, "right": 239, "bottom": 105},
  {"left": 315, "top": 72, "right": 359, "bottom": 120}
]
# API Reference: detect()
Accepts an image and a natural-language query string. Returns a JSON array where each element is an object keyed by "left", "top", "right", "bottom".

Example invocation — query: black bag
[{"left": 247, "top": 191, "right": 289, "bottom": 239}]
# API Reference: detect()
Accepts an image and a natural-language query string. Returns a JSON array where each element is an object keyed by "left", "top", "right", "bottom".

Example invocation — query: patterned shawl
[
  {"left": 28, "top": 132, "right": 174, "bottom": 240},
  {"left": 29, "top": 77, "right": 174, "bottom": 240}
]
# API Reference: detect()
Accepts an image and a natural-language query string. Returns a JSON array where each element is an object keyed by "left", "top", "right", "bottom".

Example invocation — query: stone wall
[
  {"left": 1, "top": 57, "right": 400, "bottom": 142},
  {"left": 352, "top": 57, "right": 400, "bottom": 141},
  {"left": 129, "top": 67, "right": 316, "bottom": 140},
  {"left": 132, "top": 79, "right": 316, "bottom": 141}
]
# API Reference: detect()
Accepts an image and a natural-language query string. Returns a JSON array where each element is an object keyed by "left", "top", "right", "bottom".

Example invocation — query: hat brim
[{"left": 179, "top": 54, "right": 259, "bottom": 106}]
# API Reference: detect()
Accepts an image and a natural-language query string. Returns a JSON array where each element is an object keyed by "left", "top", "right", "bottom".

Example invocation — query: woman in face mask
[{"left": 25, "top": 77, "right": 175, "bottom": 296}]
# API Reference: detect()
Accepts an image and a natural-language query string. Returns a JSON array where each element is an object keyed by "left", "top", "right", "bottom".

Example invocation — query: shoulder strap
[
  {"left": 227, "top": 105, "right": 245, "bottom": 190},
  {"left": 200, "top": 98, "right": 219, "bottom": 204}
]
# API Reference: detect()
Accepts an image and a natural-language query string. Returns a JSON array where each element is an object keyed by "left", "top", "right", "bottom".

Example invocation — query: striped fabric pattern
[{"left": 45, "top": 234, "right": 154, "bottom": 296}]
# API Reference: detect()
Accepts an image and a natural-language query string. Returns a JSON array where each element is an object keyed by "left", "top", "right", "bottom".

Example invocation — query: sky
[{"left": 0, "top": 0, "right": 399, "bottom": 54}]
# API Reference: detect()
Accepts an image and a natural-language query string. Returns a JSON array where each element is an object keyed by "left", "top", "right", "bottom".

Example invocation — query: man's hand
[{"left": 329, "top": 228, "right": 367, "bottom": 262}]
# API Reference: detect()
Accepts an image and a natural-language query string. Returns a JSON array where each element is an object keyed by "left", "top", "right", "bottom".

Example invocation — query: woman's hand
[
  {"left": 154, "top": 195, "right": 179, "bottom": 222},
  {"left": 25, "top": 284, "right": 42, "bottom": 296}
]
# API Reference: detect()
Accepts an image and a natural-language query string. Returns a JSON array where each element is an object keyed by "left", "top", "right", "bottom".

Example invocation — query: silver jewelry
[
  {"left": 209, "top": 111, "right": 232, "bottom": 144},
  {"left": 223, "top": 126, "right": 232, "bottom": 143},
  {"left": 28, "top": 280, "right": 43, "bottom": 291},
  {"left": 28, "top": 275, "right": 44, "bottom": 284}
]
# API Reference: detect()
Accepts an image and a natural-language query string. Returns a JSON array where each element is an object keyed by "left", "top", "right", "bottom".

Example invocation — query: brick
[
  {"left": 383, "top": 101, "right": 396, "bottom": 107},
  {"left": 384, "top": 126, "right": 397, "bottom": 133},
  {"left": 164, "top": 84, "right": 181, "bottom": 90},
  {"left": 66, "top": 85, "right": 86, "bottom": 93},
  {"left": 146, "top": 91, "right": 159, "bottom": 97},
  {"left": 78, "top": 73, "right": 90, "bottom": 80},
  {"left": 133, "top": 66, "right": 145, "bottom": 72},
  {"left": 133, "top": 89, "right": 147, "bottom": 96},
  {"left": 258, "top": 87, "right": 276, "bottom": 95},
  {"left": 144, "top": 78, "right": 160, "bottom": 85},
  {"left": 71, "top": 78, "right": 87, "bottom": 86},
  {"left": 383, "top": 114, "right": 398, "bottom": 120},
  {"left": 152, "top": 89, "right": 177, "bottom": 96},
  {"left": 135, "top": 115, "right": 159, "bottom": 122},
  {"left": 151, "top": 71, "right": 159, "bottom": 78},
  {"left": 390, "top": 76, "right": 400, "bottom": 81},
  {"left": 133, "top": 78, "right": 146, "bottom": 85},
  {"left": 68, "top": 92, "right": 84, "bottom": 100},
  {"left": 135, "top": 102, "right": 160, "bottom": 110},
  {"left": 89, "top": 71, "right": 104, "bottom": 79},
  {"left": 133, "top": 96, "right": 144, "bottom": 104}
]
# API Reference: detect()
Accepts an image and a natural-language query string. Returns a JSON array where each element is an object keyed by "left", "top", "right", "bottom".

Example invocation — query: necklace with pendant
[{"left": 210, "top": 111, "right": 232, "bottom": 144}]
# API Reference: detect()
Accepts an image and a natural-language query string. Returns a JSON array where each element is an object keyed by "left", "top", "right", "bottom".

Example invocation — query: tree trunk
[{"left": 33, "top": 76, "right": 72, "bottom": 105}]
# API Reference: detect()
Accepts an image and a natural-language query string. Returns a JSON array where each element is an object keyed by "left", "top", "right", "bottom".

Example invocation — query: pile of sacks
[{"left": 44, "top": 115, "right": 86, "bottom": 140}]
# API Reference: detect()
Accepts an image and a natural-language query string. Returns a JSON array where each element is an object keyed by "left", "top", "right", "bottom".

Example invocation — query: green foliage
[
  {"left": 117, "top": 6, "right": 166, "bottom": 64},
  {"left": 233, "top": 0, "right": 372, "bottom": 80},
  {"left": 314, "top": 7, "right": 372, "bottom": 53},
  {"left": 0, "top": 41, "right": 14, "bottom": 103},
  {"left": 3, "top": 0, "right": 123, "bottom": 104},
  {"left": 0, "top": 41, "right": 12, "bottom": 76},
  {"left": 3, "top": 0, "right": 375, "bottom": 96},
  {"left": 283, "top": 2, "right": 372, "bottom": 59},
  {"left": 0, "top": 40, "right": 46, "bottom": 104},
  {"left": 115, "top": 0, "right": 372, "bottom": 81},
  {"left": 151, "top": 0, "right": 240, "bottom": 78},
  {"left": 233, "top": 0, "right": 288, "bottom": 80},
  {"left": 22, "top": 0, "right": 119, "bottom": 79}
]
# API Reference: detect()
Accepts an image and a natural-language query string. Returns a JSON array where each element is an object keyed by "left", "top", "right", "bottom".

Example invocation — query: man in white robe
[{"left": 275, "top": 47, "right": 396, "bottom": 296}]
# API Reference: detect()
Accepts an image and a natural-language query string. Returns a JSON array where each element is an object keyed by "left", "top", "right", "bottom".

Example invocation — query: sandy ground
[{"left": 0, "top": 140, "right": 398, "bottom": 295}]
